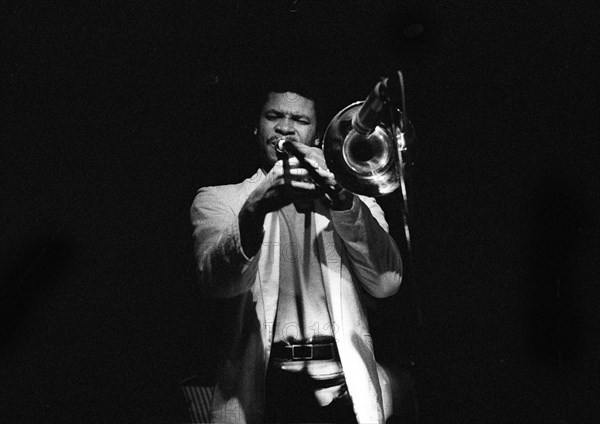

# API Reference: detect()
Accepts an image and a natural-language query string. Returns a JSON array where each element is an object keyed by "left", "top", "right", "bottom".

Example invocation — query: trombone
[
  {"left": 322, "top": 70, "right": 416, "bottom": 198},
  {"left": 323, "top": 71, "right": 416, "bottom": 250}
]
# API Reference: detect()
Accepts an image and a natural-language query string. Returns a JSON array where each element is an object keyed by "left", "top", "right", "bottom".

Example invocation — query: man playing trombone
[{"left": 191, "top": 71, "right": 403, "bottom": 423}]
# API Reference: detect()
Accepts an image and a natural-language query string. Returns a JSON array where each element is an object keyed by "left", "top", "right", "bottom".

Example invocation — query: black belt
[{"left": 270, "top": 343, "right": 338, "bottom": 361}]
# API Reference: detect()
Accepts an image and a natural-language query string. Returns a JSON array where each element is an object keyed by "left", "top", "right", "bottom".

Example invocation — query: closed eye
[
  {"left": 265, "top": 112, "right": 281, "bottom": 120},
  {"left": 264, "top": 110, "right": 311, "bottom": 125}
]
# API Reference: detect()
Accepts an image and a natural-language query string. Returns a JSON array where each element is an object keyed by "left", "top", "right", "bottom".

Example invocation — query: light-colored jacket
[{"left": 191, "top": 169, "right": 402, "bottom": 424}]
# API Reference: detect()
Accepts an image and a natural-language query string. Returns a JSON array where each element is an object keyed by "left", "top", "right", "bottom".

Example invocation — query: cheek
[
  {"left": 258, "top": 120, "right": 273, "bottom": 134},
  {"left": 258, "top": 126, "right": 273, "bottom": 143}
]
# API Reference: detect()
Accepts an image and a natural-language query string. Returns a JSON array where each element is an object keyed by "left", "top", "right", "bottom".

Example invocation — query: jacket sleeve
[
  {"left": 330, "top": 195, "right": 402, "bottom": 298},
  {"left": 190, "top": 186, "right": 262, "bottom": 298}
]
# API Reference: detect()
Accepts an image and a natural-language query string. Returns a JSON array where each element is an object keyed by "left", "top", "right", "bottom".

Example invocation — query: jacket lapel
[
  {"left": 314, "top": 203, "right": 343, "bottom": 341},
  {"left": 254, "top": 211, "right": 280, "bottom": 362}
]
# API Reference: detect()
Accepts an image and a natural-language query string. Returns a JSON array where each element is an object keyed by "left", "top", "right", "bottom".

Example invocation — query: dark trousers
[{"left": 263, "top": 365, "right": 358, "bottom": 424}]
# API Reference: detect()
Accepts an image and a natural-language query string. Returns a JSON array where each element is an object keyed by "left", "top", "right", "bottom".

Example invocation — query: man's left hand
[{"left": 286, "top": 142, "right": 355, "bottom": 210}]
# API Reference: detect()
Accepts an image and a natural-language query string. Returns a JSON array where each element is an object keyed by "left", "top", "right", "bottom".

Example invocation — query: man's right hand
[{"left": 238, "top": 158, "right": 318, "bottom": 257}]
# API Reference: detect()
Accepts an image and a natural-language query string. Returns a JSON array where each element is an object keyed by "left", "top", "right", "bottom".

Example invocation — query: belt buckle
[{"left": 291, "top": 344, "right": 313, "bottom": 360}]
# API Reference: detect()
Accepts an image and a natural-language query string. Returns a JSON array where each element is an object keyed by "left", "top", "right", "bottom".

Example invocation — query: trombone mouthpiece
[{"left": 276, "top": 138, "right": 287, "bottom": 152}]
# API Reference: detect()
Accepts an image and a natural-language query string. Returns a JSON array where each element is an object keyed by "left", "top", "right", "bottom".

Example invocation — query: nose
[{"left": 275, "top": 117, "right": 295, "bottom": 135}]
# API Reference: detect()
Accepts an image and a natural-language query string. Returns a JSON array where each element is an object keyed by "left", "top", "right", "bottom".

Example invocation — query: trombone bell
[{"left": 323, "top": 101, "right": 415, "bottom": 197}]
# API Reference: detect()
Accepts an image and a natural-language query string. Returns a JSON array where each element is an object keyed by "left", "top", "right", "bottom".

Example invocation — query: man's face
[{"left": 257, "top": 91, "right": 317, "bottom": 170}]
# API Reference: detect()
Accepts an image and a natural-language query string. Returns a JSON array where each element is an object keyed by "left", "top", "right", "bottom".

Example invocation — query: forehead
[{"left": 262, "top": 92, "right": 316, "bottom": 116}]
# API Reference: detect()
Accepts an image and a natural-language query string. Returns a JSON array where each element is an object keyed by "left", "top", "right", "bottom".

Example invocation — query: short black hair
[{"left": 251, "top": 66, "right": 326, "bottom": 134}]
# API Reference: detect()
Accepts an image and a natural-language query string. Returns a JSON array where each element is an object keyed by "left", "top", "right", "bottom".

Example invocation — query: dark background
[{"left": 2, "top": 1, "right": 599, "bottom": 422}]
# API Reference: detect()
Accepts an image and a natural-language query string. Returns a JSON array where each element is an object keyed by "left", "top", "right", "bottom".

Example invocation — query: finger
[
  {"left": 273, "top": 165, "right": 310, "bottom": 186},
  {"left": 306, "top": 159, "right": 332, "bottom": 178},
  {"left": 288, "top": 180, "right": 317, "bottom": 191},
  {"left": 287, "top": 142, "right": 323, "bottom": 160},
  {"left": 313, "top": 166, "right": 335, "bottom": 182},
  {"left": 307, "top": 156, "right": 327, "bottom": 171},
  {"left": 273, "top": 166, "right": 310, "bottom": 178},
  {"left": 295, "top": 159, "right": 333, "bottom": 187},
  {"left": 287, "top": 141, "right": 310, "bottom": 154},
  {"left": 286, "top": 168, "right": 311, "bottom": 184},
  {"left": 288, "top": 167, "right": 310, "bottom": 177},
  {"left": 270, "top": 161, "right": 305, "bottom": 174},
  {"left": 301, "top": 158, "right": 320, "bottom": 169},
  {"left": 292, "top": 143, "right": 326, "bottom": 165}
]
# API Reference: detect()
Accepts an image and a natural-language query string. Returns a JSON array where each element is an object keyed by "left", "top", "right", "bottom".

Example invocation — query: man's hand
[
  {"left": 287, "top": 142, "right": 355, "bottom": 211},
  {"left": 238, "top": 157, "right": 321, "bottom": 256},
  {"left": 246, "top": 157, "right": 321, "bottom": 215}
]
